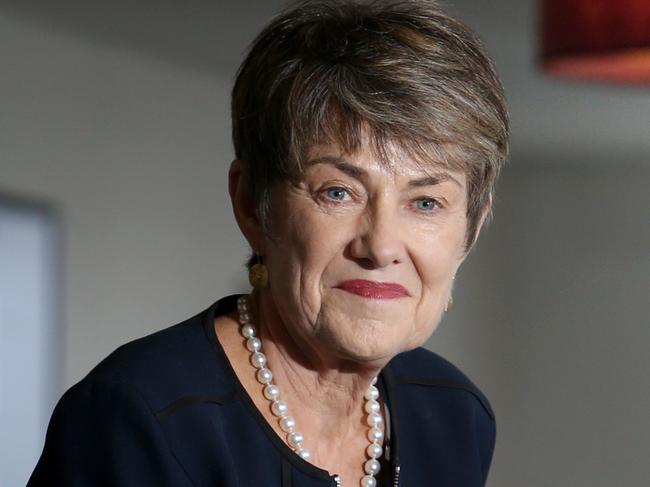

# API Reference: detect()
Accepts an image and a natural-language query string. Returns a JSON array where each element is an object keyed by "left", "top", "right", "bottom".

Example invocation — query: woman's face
[{"left": 260, "top": 141, "right": 473, "bottom": 366}]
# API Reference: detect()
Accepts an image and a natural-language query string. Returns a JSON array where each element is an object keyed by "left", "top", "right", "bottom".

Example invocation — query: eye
[
  {"left": 323, "top": 186, "right": 350, "bottom": 201},
  {"left": 415, "top": 198, "right": 440, "bottom": 212}
]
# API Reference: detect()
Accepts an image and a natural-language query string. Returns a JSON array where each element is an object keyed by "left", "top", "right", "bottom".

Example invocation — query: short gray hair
[{"left": 231, "top": 0, "right": 510, "bottom": 267}]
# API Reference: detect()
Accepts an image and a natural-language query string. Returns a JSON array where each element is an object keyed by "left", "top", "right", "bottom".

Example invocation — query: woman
[{"left": 29, "top": 0, "right": 508, "bottom": 486}]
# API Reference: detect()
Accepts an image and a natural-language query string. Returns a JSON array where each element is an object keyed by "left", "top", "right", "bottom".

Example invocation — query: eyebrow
[{"left": 306, "top": 155, "right": 463, "bottom": 189}]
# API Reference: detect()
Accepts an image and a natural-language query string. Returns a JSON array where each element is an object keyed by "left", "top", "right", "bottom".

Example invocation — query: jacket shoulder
[
  {"left": 77, "top": 304, "right": 232, "bottom": 411},
  {"left": 387, "top": 347, "right": 494, "bottom": 419}
]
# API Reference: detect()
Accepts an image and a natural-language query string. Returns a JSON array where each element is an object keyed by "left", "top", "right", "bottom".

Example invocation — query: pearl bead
[
  {"left": 251, "top": 352, "right": 266, "bottom": 368},
  {"left": 296, "top": 448, "right": 311, "bottom": 461},
  {"left": 256, "top": 368, "right": 273, "bottom": 384},
  {"left": 263, "top": 384, "right": 280, "bottom": 401},
  {"left": 364, "top": 386, "right": 379, "bottom": 401},
  {"left": 238, "top": 312, "right": 251, "bottom": 324},
  {"left": 246, "top": 337, "right": 262, "bottom": 352},
  {"left": 364, "top": 458, "right": 381, "bottom": 475},
  {"left": 241, "top": 324, "right": 256, "bottom": 338},
  {"left": 271, "top": 400, "right": 288, "bottom": 417},
  {"left": 371, "top": 377, "right": 377, "bottom": 385},
  {"left": 367, "top": 427, "right": 383, "bottom": 443},
  {"left": 280, "top": 416, "right": 296, "bottom": 433},
  {"left": 361, "top": 475, "right": 377, "bottom": 487},
  {"left": 367, "top": 443, "right": 382, "bottom": 459},
  {"left": 364, "top": 399, "right": 380, "bottom": 414},
  {"left": 288, "top": 431, "right": 304, "bottom": 448},
  {"left": 366, "top": 412, "right": 383, "bottom": 427}
]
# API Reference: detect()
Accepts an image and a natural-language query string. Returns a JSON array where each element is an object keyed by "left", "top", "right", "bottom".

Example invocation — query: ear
[{"left": 229, "top": 159, "right": 265, "bottom": 253}]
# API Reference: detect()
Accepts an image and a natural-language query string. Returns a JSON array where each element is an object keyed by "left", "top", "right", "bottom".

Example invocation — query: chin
[
  {"left": 333, "top": 347, "right": 397, "bottom": 367},
  {"left": 319, "top": 322, "right": 408, "bottom": 366},
  {"left": 312, "top": 298, "right": 437, "bottom": 365}
]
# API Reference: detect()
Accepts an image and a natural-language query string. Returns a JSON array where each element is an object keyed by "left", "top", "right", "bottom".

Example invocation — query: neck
[
  {"left": 252, "top": 290, "right": 381, "bottom": 427},
  {"left": 218, "top": 292, "right": 385, "bottom": 486}
]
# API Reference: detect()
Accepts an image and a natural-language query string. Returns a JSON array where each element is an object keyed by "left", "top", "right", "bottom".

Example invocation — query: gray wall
[
  {"left": 433, "top": 159, "right": 650, "bottom": 485},
  {"left": 1, "top": 1, "right": 649, "bottom": 485}
]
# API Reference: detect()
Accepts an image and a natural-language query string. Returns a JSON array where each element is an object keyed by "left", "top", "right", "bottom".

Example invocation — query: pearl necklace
[{"left": 237, "top": 295, "right": 384, "bottom": 487}]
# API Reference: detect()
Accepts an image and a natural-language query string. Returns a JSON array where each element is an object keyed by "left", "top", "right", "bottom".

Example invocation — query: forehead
[{"left": 303, "top": 141, "right": 467, "bottom": 188}]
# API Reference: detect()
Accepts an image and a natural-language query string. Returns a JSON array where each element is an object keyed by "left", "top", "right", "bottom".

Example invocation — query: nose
[{"left": 348, "top": 205, "right": 405, "bottom": 268}]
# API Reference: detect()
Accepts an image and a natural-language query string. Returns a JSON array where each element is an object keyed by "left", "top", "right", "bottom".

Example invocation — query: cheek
[
  {"left": 408, "top": 221, "right": 467, "bottom": 340},
  {"left": 265, "top": 203, "right": 355, "bottom": 316},
  {"left": 413, "top": 220, "right": 465, "bottom": 286},
  {"left": 272, "top": 207, "right": 348, "bottom": 274}
]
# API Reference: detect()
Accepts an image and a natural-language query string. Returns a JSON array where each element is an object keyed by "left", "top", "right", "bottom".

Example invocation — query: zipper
[
  {"left": 381, "top": 370, "right": 401, "bottom": 487},
  {"left": 393, "top": 464, "right": 401, "bottom": 486}
]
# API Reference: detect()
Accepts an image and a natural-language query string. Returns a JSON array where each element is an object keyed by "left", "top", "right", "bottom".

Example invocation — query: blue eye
[
  {"left": 325, "top": 187, "right": 349, "bottom": 201},
  {"left": 416, "top": 198, "right": 439, "bottom": 211}
]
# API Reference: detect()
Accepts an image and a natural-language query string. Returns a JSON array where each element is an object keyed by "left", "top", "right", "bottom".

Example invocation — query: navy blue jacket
[{"left": 28, "top": 295, "right": 495, "bottom": 486}]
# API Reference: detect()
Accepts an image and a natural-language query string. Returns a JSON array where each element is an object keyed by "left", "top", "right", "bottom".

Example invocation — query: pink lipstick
[{"left": 336, "top": 279, "right": 410, "bottom": 299}]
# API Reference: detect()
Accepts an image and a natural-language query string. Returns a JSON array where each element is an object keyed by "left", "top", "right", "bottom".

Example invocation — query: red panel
[{"left": 542, "top": 0, "right": 650, "bottom": 83}]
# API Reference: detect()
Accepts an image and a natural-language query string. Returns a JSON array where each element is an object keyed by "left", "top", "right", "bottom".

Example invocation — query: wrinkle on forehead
[
  {"left": 305, "top": 138, "right": 467, "bottom": 185},
  {"left": 302, "top": 123, "right": 471, "bottom": 180}
]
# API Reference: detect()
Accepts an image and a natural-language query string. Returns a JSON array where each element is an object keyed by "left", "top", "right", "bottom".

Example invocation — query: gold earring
[
  {"left": 444, "top": 294, "right": 454, "bottom": 313},
  {"left": 248, "top": 254, "right": 268, "bottom": 289},
  {"left": 445, "top": 275, "right": 455, "bottom": 313}
]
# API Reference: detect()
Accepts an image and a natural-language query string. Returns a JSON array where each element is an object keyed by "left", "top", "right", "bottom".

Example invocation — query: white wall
[{"left": 1, "top": 1, "right": 649, "bottom": 485}]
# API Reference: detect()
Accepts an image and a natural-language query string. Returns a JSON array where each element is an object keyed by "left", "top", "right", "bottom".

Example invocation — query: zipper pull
[{"left": 393, "top": 464, "right": 401, "bottom": 487}]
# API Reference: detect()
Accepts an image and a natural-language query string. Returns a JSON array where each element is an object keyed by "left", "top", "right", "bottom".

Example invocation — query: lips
[{"left": 335, "top": 279, "right": 410, "bottom": 299}]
